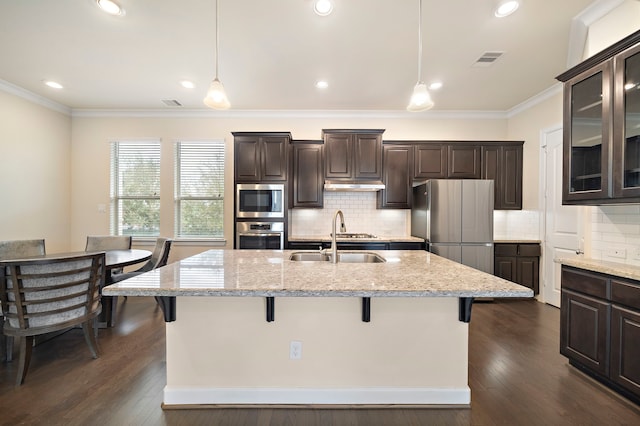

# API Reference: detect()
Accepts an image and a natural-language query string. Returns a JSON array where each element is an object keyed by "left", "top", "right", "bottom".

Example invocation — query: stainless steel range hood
[{"left": 323, "top": 180, "right": 385, "bottom": 192}]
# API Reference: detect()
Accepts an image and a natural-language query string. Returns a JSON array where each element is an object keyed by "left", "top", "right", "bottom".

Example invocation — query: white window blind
[
  {"left": 175, "top": 141, "right": 225, "bottom": 238},
  {"left": 110, "top": 141, "right": 161, "bottom": 236}
]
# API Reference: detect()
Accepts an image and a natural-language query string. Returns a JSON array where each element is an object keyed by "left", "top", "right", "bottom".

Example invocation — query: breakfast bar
[{"left": 103, "top": 249, "right": 532, "bottom": 407}]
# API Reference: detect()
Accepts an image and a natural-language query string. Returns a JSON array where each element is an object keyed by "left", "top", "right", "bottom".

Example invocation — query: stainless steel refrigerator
[{"left": 411, "top": 179, "right": 494, "bottom": 274}]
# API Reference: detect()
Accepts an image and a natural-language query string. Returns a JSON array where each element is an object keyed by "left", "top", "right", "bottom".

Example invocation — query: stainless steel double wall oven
[{"left": 235, "top": 183, "right": 285, "bottom": 249}]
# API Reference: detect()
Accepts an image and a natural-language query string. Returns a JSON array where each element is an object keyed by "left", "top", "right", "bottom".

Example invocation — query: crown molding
[
  {"left": 506, "top": 83, "right": 563, "bottom": 118},
  {"left": 0, "top": 79, "right": 71, "bottom": 115},
  {"left": 70, "top": 108, "right": 508, "bottom": 120},
  {"left": 565, "top": 0, "right": 625, "bottom": 69}
]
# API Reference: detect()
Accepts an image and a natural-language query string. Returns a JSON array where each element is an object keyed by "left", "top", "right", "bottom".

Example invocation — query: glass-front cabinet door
[
  {"left": 614, "top": 43, "right": 640, "bottom": 198},
  {"left": 563, "top": 61, "right": 612, "bottom": 202}
]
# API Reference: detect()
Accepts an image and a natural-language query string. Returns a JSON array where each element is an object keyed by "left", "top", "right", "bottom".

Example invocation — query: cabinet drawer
[
  {"left": 561, "top": 267, "right": 609, "bottom": 299},
  {"left": 495, "top": 244, "right": 517, "bottom": 256},
  {"left": 518, "top": 244, "right": 541, "bottom": 256},
  {"left": 494, "top": 243, "right": 541, "bottom": 257},
  {"left": 612, "top": 279, "right": 640, "bottom": 310}
]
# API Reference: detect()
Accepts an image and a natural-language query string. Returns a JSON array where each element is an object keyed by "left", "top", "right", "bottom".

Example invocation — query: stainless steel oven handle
[{"left": 238, "top": 233, "right": 283, "bottom": 237}]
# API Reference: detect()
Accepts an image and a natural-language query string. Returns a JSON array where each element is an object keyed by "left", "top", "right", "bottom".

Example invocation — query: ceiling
[{"left": 0, "top": 0, "right": 604, "bottom": 112}]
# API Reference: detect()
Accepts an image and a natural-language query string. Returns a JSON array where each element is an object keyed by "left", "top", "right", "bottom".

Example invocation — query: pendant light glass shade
[
  {"left": 407, "top": 82, "right": 434, "bottom": 112},
  {"left": 204, "top": 78, "right": 230, "bottom": 109},
  {"left": 203, "top": 0, "right": 230, "bottom": 109},
  {"left": 407, "top": 0, "right": 433, "bottom": 112}
]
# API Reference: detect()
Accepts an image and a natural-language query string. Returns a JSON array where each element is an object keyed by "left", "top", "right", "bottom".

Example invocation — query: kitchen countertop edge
[
  {"left": 104, "top": 249, "right": 533, "bottom": 299},
  {"left": 556, "top": 256, "right": 640, "bottom": 281}
]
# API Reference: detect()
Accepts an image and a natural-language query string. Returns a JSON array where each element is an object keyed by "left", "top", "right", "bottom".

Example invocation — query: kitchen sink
[
  {"left": 289, "top": 252, "right": 386, "bottom": 263},
  {"left": 289, "top": 252, "right": 331, "bottom": 262},
  {"left": 337, "top": 252, "right": 386, "bottom": 263}
]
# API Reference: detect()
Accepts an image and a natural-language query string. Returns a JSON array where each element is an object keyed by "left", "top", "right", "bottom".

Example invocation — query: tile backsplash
[
  {"left": 290, "top": 192, "right": 541, "bottom": 240},
  {"left": 493, "top": 210, "right": 540, "bottom": 240},
  {"left": 590, "top": 205, "right": 640, "bottom": 266},
  {"left": 290, "top": 192, "right": 409, "bottom": 237}
]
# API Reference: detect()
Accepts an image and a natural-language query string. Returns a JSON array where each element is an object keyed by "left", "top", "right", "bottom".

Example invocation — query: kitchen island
[{"left": 103, "top": 249, "right": 532, "bottom": 408}]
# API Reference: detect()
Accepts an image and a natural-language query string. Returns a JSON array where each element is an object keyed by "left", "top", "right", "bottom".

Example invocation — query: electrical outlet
[
  {"left": 289, "top": 341, "right": 302, "bottom": 360},
  {"left": 604, "top": 248, "right": 626, "bottom": 259},
  {"left": 634, "top": 248, "right": 640, "bottom": 261}
]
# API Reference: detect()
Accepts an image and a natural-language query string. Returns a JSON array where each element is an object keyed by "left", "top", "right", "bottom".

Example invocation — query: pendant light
[
  {"left": 203, "top": 0, "right": 230, "bottom": 109},
  {"left": 407, "top": 0, "right": 434, "bottom": 112}
]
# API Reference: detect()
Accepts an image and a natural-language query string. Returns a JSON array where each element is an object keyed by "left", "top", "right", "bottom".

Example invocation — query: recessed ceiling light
[
  {"left": 315, "top": 80, "right": 329, "bottom": 89},
  {"left": 44, "top": 80, "right": 63, "bottom": 89},
  {"left": 180, "top": 80, "right": 195, "bottom": 89},
  {"left": 314, "top": 0, "right": 333, "bottom": 16},
  {"left": 96, "top": 0, "right": 125, "bottom": 16},
  {"left": 494, "top": 0, "right": 520, "bottom": 18},
  {"left": 429, "top": 82, "right": 443, "bottom": 90}
]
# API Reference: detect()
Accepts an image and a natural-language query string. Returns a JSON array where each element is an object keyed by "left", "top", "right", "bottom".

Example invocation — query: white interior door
[{"left": 543, "top": 127, "right": 581, "bottom": 307}]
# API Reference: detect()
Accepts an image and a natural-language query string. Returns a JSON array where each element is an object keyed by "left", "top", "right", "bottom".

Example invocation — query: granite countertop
[
  {"left": 103, "top": 249, "right": 532, "bottom": 298},
  {"left": 288, "top": 235, "right": 424, "bottom": 243},
  {"left": 556, "top": 256, "right": 640, "bottom": 281}
]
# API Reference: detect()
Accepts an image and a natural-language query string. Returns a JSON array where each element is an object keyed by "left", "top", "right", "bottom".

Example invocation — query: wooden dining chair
[
  {"left": 109, "top": 238, "right": 172, "bottom": 307},
  {"left": 0, "top": 239, "right": 46, "bottom": 362},
  {"left": 0, "top": 252, "right": 105, "bottom": 386},
  {"left": 85, "top": 235, "right": 131, "bottom": 275},
  {"left": 85, "top": 235, "right": 132, "bottom": 251},
  {"left": 117, "top": 238, "right": 172, "bottom": 277}
]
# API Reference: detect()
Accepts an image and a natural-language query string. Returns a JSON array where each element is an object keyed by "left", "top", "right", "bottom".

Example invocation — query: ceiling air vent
[
  {"left": 161, "top": 99, "right": 182, "bottom": 107},
  {"left": 472, "top": 51, "right": 504, "bottom": 67}
]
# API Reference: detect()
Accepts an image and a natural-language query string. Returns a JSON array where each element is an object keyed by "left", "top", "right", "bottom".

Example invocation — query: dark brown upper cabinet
[
  {"left": 323, "top": 129, "right": 384, "bottom": 181},
  {"left": 233, "top": 132, "right": 291, "bottom": 182},
  {"left": 613, "top": 41, "right": 640, "bottom": 199},
  {"left": 482, "top": 142, "right": 523, "bottom": 210},
  {"left": 557, "top": 30, "right": 640, "bottom": 204},
  {"left": 447, "top": 144, "right": 481, "bottom": 179},
  {"left": 291, "top": 140, "right": 324, "bottom": 208},
  {"left": 378, "top": 144, "right": 412, "bottom": 209},
  {"left": 413, "top": 144, "right": 447, "bottom": 179},
  {"left": 394, "top": 140, "right": 524, "bottom": 210}
]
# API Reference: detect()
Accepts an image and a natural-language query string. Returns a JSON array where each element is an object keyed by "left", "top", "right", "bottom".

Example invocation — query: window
[
  {"left": 175, "top": 141, "right": 225, "bottom": 238},
  {"left": 110, "top": 141, "right": 161, "bottom": 237}
]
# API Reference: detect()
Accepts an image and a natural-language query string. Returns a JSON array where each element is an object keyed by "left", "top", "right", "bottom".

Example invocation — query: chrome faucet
[{"left": 326, "top": 210, "right": 346, "bottom": 263}]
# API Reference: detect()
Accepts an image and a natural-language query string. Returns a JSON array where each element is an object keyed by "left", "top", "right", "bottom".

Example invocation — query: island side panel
[{"left": 164, "top": 296, "right": 469, "bottom": 406}]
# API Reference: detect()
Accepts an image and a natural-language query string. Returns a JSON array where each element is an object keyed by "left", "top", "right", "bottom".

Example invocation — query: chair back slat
[{"left": 0, "top": 253, "right": 104, "bottom": 333}]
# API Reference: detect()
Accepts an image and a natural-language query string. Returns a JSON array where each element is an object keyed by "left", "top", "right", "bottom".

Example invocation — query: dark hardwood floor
[{"left": 1, "top": 297, "right": 639, "bottom": 425}]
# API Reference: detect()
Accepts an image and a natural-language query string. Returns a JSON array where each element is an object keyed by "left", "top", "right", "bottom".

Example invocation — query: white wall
[{"left": 0, "top": 90, "right": 72, "bottom": 253}]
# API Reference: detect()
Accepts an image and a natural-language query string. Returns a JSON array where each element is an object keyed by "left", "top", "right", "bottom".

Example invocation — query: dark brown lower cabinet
[
  {"left": 286, "top": 241, "right": 423, "bottom": 250},
  {"left": 560, "top": 265, "right": 640, "bottom": 404},
  {"left": 494, "top": 243, "right": 540, "bottom": 294},
  {"left": 560, "top": 289, "right": 610, "bottom": 376},
  {"left": 611, "top": 305, "right": 640, "bottom": 396}
]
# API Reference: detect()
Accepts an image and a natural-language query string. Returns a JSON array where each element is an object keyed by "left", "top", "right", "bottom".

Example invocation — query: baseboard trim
[{"left": 163, "top": 386, "right": 471, "bottom": 407}]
